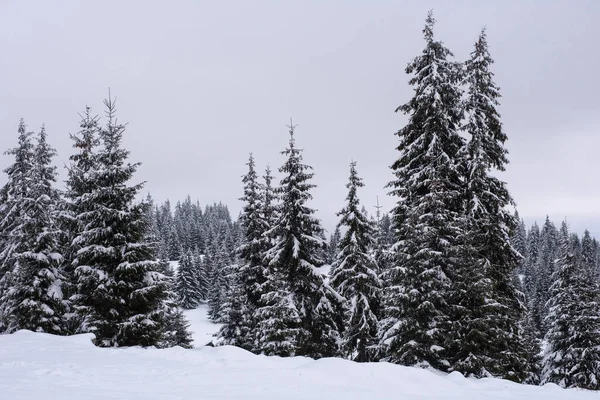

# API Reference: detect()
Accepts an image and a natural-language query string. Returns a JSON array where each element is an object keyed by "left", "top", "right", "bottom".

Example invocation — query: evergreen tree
[
  {"left": 329, "top": 161, "right": 381, "bottom": 362},
  {"left": 216, "top": 263, "right": 251, "bottom": 348},
  {"left": 143, "top": 196, "right": 192, "bottom": 349},
  {"left": 523, "top": 222, "right": 540, "bottom": 299},
  {"left": 379, "top": 12, "right": 463, "bottom": 370},
  {"left": 237, "top": 154, "right": 269, "bottom": 309},
  {"left": 0, "top": 121, "right": 35, "bottom": 332},
  {"left": 254, "top": 267, "right": 301, "bottom": 356},
  {"left": 581, "top": 230, "right": 595, "bottom": 274},
  {"left": 542, "top": 222, "right": 600, "bottom": 390},
  {"left": 327, "top": 227, "right": 341, "bottom": 265},
  {"left": 450, "top": 28, "right": 529, "bottom": 381},
  {"left": 220, "top": 154, "right": 270, "bottom": 349},
  {"left": 512, "top": 211, "right": 528, "bottom": 274},
  {"left": 72, "top": 96, "right": 169, "bottom": 347},
  {"left": 207, "top": 242, "right": 229, "bottom": 322},
  {"left": 0, "top": 126, "right": 67, "bottom": 334},
  {"left": 62, "top": 107, "right": 102, "bottom": 320},
  {"left": 176, "top": 250, "right": 202, "bottom": 309},
  {"left": 193, "top": 247, "right": 210, "bottom": 301},
  {"left": 532, "top": 216, "right": 558, "bottom": 334},
  {"left": 265, "top": 123, "right": 341, "bottom": 358},
  {"left": 0, "top": 120, "right": 36, "bottom": 316}
]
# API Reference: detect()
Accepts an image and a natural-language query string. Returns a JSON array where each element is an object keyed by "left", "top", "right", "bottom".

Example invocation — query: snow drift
[{"left": 1, "top": 328, "right": 597, "bottom": 399}]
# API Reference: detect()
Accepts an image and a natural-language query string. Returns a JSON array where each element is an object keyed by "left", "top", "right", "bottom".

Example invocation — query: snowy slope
[
  {"left": 0, "top": 329, "right": 597, "bottom": 400},
  {"left": 183, "top": 304, "right": 222, "bottom": 347}
]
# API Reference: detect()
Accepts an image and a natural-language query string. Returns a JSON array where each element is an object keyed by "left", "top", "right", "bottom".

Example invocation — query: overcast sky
[{"left": 0, "top": 0, "right": 599, "bottom": 234}]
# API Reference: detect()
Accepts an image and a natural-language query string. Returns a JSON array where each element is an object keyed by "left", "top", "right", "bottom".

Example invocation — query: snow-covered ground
[
  {"left": 0, "top": 308, "right": 596, "bottom": 400},
  {"left": 184, "top": 304, "right": 222, "bottom": 347}
]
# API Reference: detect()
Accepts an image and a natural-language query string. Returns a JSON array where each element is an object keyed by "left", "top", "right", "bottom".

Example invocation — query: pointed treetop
[{"left": 424, "top": 10, "right": 435, "bottom": 42}]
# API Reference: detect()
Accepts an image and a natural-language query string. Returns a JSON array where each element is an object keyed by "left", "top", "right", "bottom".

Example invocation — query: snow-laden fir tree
[
  {"left": 254, "top": 267, "right": 301, "bottom": 356},
  {"left": 265, "top": 123, "right": 341, "bottom": 358},
  {"left": 523, "top": 222, "right": 540, "bottom": 299},
  {"left": 207, "top": 241, "right": 230, "bottom": 322},
  {"left": 193, "top": 247, "right": 210, "bottom": 301},
  {"left": 580, "top": 230, "right": 596, "bottom": 275},
  {"left": 176, "top": 250, "right": 202, "bottom": 309},
  {"left": 329, "top": 161, "right": 381, "bottom": 362},
  {"left": 219, "top": 154, "right": 270, "bottom": 349},
  {"left": 379, "top": 12, "right": 464, "bottom": 370},
  {"left": 72, "top": 96, "right": 169, "bottom": 347},
  {"left": 0, "top": 120, "right": 35, "bottom": 333},
  {"left": 512, "top": 211, "right": 528, "bottom": 274},
  {"left": 450, "top": 28, "right": 530, "bottom": 381},
  {"left": 542, "top": 222, "right": 600, "bottom": 390},
  {"left": 531, "top": 216, "right": 558, "bottom": 334},
  {"left": 142, "top": 197, "right": 193, "bottom": 349},
  {"left": 326, "top": 227, "right": 341, "bottom": 265},
  {"left": 0, "top": 126, "right": 67, "bottom": 334}
]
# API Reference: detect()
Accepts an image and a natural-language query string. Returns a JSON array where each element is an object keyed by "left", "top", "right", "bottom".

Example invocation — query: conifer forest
[{"left": 1, "top": 9, "right": 600, "bottom": 396}]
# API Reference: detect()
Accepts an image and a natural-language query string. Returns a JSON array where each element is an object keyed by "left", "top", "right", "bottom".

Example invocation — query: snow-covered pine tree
[
  {"left": 142, "top": 198, "right": 193, "bottom": 349},
  {"left": 512, "top": 211, "right": 528, "bottom": 274},
  {"left": 0, "top": 126, "right": 67, "bottom": 334},
  {"left": 329, "top": 161, "right": 381, "bottom": 362},
  {"left": 207, "top": 242, "right": 229, "bottom": 322},
  {"left": 580, "top": 230, "right": 596, "bottom": 275},
  {"left": 451, "top": 28, "right": 530, "bottom": 381},
  {"left": 542, "top": 222, "right": 600, "bottom": 390},
  {"left": 216, "top": 263, "right": 251, "bottom": 349},
  {"left": 523, "top": 222, "right": 540, "bottom": 300},
  {"left": 219, "top": 154, "right": 269, "bottom": 349},
  {"left": 193, "top": 247, "right": 210, "bottom": 301},
  {"left": 254, "top": 267, "right": 301, "bottom": 356},
  {"left": 326, "top": 227, "right": 341, "bottom": 265},
  {"left": 72, "top": 96, "right": 169, "bottom": 347},
  {"left": 176, "top": 250, "right": 202, "bottom": 309},
  {"left": 379, "top": 12, "right": 463, "bottom": 370},
  {"left": 531, "top": 216, "right": 558, "bottom": 334},
  {"left": 237, "top": 154, "right": 268, "bottom": 309},
  {"left": 265, "top": 123, "right": 341, "bottom": 359},
  {"left": 61, "top": 107, "right": 103, "bottom": 333},
  {"left": 0, "top": 119, "right": 34, "bottom": 284},
  {"left": 0, "top": 120, "right": 35, "bottom": 333}
]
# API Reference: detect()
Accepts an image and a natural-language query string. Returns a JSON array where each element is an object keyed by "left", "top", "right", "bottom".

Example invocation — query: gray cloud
[{"left": 0, "top": 0, "right": 598, "bottom": 233}]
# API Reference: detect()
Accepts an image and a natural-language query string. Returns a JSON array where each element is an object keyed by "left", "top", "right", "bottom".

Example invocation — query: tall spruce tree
[
  {"left": 532, "top": 216, "right": 558, "bottom": 334},
  {"left": 329, "top": 161, "right": 381, "bottom": 362},
  {"left": 220, "top": 154, "right": 269, "bottom": 349},
  {"left": 542, "top": 222, "right": 600, "bottom": 389},
  {"left": 176, "top": 250, "right": 202, "bottom": 309},
  {"left": 523, "top": 222, "right": 540, "bottom": 299},
  {"left": 451, "top": 28, "right": 529, "bottom": 381},
  {"left": 379, "top": 12, "right": 463, "bottom": 370},
  {"left": 207, "top": 242, "right": 229, "bottom": 322},
  {"left": 0, "top": 125, "right": 67, "bottom": 334},
  {"left": 512, "top": 211, "right": 528, "bottom": 274},
  {"left": 0, "top": 121, "right": 36, "bottom": 333},
  {"left": 72, "top": 96, "right": 169, "bottom": 347},
  {"left": 327, "top": 227, "right": 341, "bottom": 265},
  {"left": 265, "top": 123, "right": 341, "bottom": 358}
]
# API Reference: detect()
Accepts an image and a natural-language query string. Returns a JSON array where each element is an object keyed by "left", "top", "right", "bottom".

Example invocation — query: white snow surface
[
  {"left": 0, "top": 307, "right": 597, "bottom": 400},
  {"left": 184, "top": 304, "right": 222, "bottom": 347}
]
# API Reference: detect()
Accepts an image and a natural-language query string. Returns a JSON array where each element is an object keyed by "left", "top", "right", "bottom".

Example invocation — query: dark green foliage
[
  {"left": 450, "top": 29, "right": 530, "bottom": 381},
  {"left": 176, "top": 250, "right": 203, "bottom": 309},
  {"left": 542, "top": 223, "right": 600, "bottom": 390},
  {"left": 264, "top": 124, "right": 341, "bottom": 358},
  {"left": 329, "top": 161, "right": 381, "bottom": 362},
  {"left": 0, "top": 125, "right": 67, "bottom": 334},
  {"left": 72, "top": 97, "right": 169, "bottom": 347},
  {"left": 380, "top": 12, "right": 463, "bottom": 370}
]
